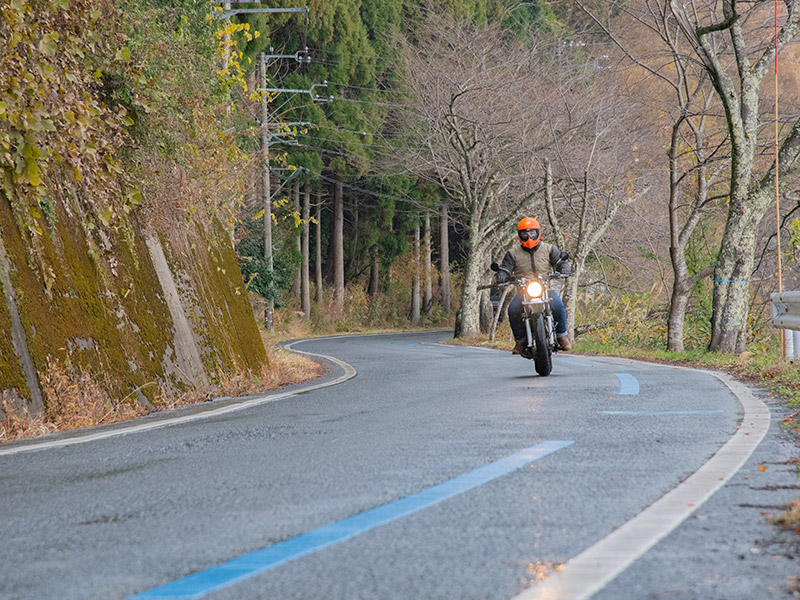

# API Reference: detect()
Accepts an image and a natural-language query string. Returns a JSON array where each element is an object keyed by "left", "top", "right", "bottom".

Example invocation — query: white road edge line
[
  {"left": 0, "top": 339, "right": 356, "bottom": 458},
  {"left": 513, "top": 368, "right": 770, "bottom": 600}
]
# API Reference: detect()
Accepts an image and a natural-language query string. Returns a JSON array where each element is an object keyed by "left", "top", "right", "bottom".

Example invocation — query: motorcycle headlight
[{"left": 525, "top": 281, "right": 544, "bottom": 298}]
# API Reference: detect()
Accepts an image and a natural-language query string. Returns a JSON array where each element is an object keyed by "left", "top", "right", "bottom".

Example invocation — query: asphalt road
[{"left": 1, "top": 331, "right": 798, "bottom": 600}]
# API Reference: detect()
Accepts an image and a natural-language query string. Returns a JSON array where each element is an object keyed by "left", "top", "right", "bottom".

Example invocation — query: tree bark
[
  {"left": 333, "top": 179, "right": 344, "bottom": 313},
  {"left": 410, "top": 217, "right": 421, "bottom": 326},
  {"left": 439, "top": 203, "right": 450, "bottom": 313},
  {"left": 423, "top": 212, "right": 433, "bottom": 315},
  {"left": 489, "top": 285, "right": 512, "bottom": 342},
  {"left": 301, "top": 184, "right": 311, "bottom": 320},
  {"left": 456, "top": 221, "right": 487, "bottom": 338},
  {"left": 368, "top": 245, "right": 380, "bottom": 300}
]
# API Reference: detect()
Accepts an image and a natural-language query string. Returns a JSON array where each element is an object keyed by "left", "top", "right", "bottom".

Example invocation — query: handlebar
[{"left": 478, "top": 272, "right": 570, "bottom": 290}]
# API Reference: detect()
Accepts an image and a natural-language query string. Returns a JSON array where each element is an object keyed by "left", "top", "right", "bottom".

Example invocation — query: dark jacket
[{"left": 496, "top": 241, "right": 568, "bottom": 283}]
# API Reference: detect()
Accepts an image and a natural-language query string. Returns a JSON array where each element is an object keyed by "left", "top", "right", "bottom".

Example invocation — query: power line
[
  {"left": 298, "top": 133, "right": 396, "bottom": 150},
  {"left": 316, "top": 173, "right": 425, "bottom": 207},
  {"left": 332, "top": 96, "right": 406, "bottom": 108},
  {"left": 327, "top": 81, "right": 408, "bottom": 96}
]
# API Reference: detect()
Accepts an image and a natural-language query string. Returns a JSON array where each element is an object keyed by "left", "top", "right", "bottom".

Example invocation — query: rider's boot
[
  {"left": 557, "top": 335, "right": 571, "bottom": 351},
  {"left": 512, "top": 340, "right": 526, "bottom": 355}
]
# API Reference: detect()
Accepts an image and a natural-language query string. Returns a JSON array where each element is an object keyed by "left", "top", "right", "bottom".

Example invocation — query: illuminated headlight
[{"left": 525, "top": 281, "right": 544, "bottom": 298}]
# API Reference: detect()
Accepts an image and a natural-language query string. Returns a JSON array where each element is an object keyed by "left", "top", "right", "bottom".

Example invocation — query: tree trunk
[
  {"left": 333, "top": 179, "right": 344, "bottom": 313},
  {"left": 667, "top": 245, "right": 691, "bottom": 353},
  {"left": 410, "top": 217, "right": 421, "bottom": 326},
  {"left": 315, "top": 189, "right": 323, "bottom": 304},
  {"left": 456, "top": 225, "right": 485, "bottom": 338},
  {"left": 368, "top": 245, "right": 380, "bottom": 300},
  {"left": 423, "top": 212, "right": 433, "bottom": 315},
  {"left": 301, "top": 184, "right": 311, "bottom": 320},
  {"left": 489, "top": 286, "right": 511, "bottom": 342},
  {"left": 439, "top": 203, "right": 450, "bottom": 313},
  {"left": 709, "top": 91, "right": 757, "bottom": 353},
  {"left": 709, "top": 206, "right": 759, "bottom": 353},
  {"left": 564, "top": 257, "right": 584, "bottom": 343}
]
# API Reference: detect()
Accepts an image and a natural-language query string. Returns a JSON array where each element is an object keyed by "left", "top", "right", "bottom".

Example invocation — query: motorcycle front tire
[{"left": 532, "top": 314, "right": 552, "bottom": 376}]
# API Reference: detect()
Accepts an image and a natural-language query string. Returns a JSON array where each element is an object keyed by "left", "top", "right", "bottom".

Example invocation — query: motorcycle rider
[{"left": 495, "top": 217, "right": 572, "bottom": 354}]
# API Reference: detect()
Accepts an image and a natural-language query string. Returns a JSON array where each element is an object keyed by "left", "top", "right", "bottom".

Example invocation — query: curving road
[{"left": 1, "top": 331, "right": 797, "bottom": 600}]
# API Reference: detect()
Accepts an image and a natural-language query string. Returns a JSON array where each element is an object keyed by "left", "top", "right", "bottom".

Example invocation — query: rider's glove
[
  {"left": 556, "top": 261, "right": 572, "bottom": 275},
  {"left": 496, "top": 269, "right": 511, "bottom": 284}
]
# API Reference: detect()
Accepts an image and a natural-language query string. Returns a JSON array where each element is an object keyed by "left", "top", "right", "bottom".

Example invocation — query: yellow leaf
[
  {"left": 98, "top": 205, "right": 113, "bottom": 226},
  {"left": 38, "top": 32, "right": 59, "bottom": 56}
]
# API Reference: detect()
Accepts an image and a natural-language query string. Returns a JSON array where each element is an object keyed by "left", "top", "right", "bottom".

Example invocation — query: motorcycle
[{"left": 485, "top": 262, "right": 570, "bottom": 377}]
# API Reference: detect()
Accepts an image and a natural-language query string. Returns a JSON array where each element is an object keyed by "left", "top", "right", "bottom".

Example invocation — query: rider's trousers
[{"left": 507, "top": 290, "right": 567, "bottom": 342}]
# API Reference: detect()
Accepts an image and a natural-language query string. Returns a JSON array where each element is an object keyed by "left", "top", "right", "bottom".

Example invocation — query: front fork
[
  {"left": 524, "top": 314, "right": 534, "bottom": 349},
  {"left": 545, "top": 313, "right": 556, "bottom": 347},
  {"left": 524, "top": 308, "right": 555, "bottom": 351}
]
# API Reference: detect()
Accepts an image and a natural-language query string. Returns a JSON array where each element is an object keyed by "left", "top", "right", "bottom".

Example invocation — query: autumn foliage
[{"left": 0, "top": 0, "right": 136, "bottom": 283}]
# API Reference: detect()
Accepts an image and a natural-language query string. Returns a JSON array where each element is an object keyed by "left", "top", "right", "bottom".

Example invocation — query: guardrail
[{"left": 771, "top": 291, "right": 800, "bottom": 360}]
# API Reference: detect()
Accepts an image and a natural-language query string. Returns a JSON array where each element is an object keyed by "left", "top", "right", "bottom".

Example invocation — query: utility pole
[
  {"left": 315, "top": 188, "right": 323, "bottom": 303},
  {"left": 333, "top": 179, "right": 344, "bottom": 313},
  {"left": 260, "top": 52, "right": 274, "bottom": 332},
  {"left": 223, "top": 2, "right": 231, "bottom": 69},
  {"left": 301, "top": 184, "right": 311, "bottom": 320}
]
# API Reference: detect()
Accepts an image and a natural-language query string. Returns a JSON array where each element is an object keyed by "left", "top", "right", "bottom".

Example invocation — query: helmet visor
[{"left": 518, "top": 228, "right": 540, "bottom": 242}]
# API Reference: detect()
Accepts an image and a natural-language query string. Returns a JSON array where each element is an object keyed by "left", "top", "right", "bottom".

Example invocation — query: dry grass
[
  {"left": 40, "top": 355, "right": 148, "bottom": 430},
  {"left": 0, "top": 328, "right": 325, "bottom": 442},
  {"left": 1, "top": 355, "right": 148, "bottom": 442},
  {"left": 0, "top": 392, "right": 57, "bottom": 442},
  {"left": 771, "top": 499, "right": 800, "bottom": 533}
]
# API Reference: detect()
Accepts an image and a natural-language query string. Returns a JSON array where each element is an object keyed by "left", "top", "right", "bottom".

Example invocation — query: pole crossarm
[
  {"left": 266, "top": 121, "right": 315, "bottom": 128},
  {"left": 260, "top": 82, "right": 333, "bottom": 102},
  {"left": 264, "top": 47, "right": 311, "bottom": 64},
  {"left": 210, "top": 3, "right": 309, "bottom": 19}
]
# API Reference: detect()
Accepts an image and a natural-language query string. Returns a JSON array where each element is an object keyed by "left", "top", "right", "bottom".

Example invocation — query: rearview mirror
[{"left": 490, "top": 262, "right": 500, "bottom": 272}]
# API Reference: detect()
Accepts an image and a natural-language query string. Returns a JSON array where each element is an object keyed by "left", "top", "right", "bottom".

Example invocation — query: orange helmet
[{"left": 517, "top": 217, "right": 541, "bottom": 249}]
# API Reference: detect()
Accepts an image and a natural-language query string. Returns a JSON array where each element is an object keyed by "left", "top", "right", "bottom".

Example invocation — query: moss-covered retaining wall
[{"left": 0, "top": 192, "right": 266, "bottom": 420}]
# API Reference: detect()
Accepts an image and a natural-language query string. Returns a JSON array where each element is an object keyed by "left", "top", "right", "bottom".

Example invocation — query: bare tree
[
  {"left": 580, "top": 0, "right": 729, "bottom": 351},
  {"left": 396, "top": 15, "right": 548, "bottom": 337},
  {"left": 538, "top": 51, "right": 652, "bottom": 343},
  {"left": 668, "top": 0, "right": 800, "bottom": 353}
]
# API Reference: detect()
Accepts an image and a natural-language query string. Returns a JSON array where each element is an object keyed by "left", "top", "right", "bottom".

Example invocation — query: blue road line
[
  {"left": 130, "top": 440, "right": 574, "bottom": 600},
  {"left": 601, "top": 410, "right": 723, "bottom": 416},
  {"left": 615, "top": 373, "right": 640, "bottom": 396}
]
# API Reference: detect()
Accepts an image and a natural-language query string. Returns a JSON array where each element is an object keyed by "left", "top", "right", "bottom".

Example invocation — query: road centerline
[
  {"left": 615, "top": 373, "right": 640, "bottom": 396},
  {"left": 129, "top": 440, "right": 574, "bottom": 600}
]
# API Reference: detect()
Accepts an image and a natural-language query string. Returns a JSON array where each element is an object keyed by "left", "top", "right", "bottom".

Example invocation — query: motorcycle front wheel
[{"left": 532, "top": 314, "right": 552, "bottom": 376}]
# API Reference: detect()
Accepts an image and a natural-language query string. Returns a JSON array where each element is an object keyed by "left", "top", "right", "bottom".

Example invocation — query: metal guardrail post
[{"left": 771, "top": 291, "right": 800, "bottom": 360}]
